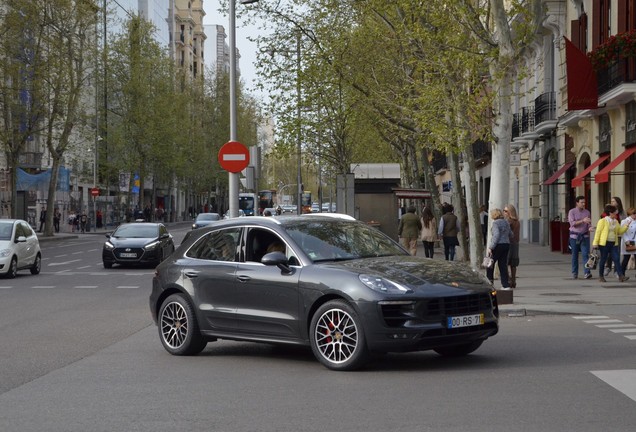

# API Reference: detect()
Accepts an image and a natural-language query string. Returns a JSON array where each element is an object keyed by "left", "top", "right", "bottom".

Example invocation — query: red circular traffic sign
[
  {"left": 218, "top": 141, "right": 250, "bottom": 173},
  {"left": 90, "top": 187, "right": 100, "bottom": 197}
]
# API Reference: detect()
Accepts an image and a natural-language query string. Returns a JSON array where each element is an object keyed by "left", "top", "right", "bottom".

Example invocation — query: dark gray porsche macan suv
[{"left": 149, "top": 215, "right": 499, "bottom": 371}]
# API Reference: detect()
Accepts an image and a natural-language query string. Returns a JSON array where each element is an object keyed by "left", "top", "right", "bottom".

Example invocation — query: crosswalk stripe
[
  {"left": 573, "top": 315, "right": 608, "bottom": 319},
  {"left": 32, "top": 286, "right": 55, "bottom": 289},
  {"left": 116, "top": 286, "right": 139, "bottom": 289},
  {"left": 592, "top": 370, "right": 636, "bottom": 402},
  {"left": 625, "top": 335, "right": 636, "bottom": 340},
  {"left": 0, "top": 286, "right": 13, "bottom": 289},
  {"left": 74, "top": 286, "right": 98, "bottom": 289},
  {"left": 596, "top": 324, "right": 636, "bottom": 328},
  {"left": 609, "top": 328, "right": 636, "bottom": 333},
  {"left": 584, "top": 319, "right": 623, "bottom": 324}
]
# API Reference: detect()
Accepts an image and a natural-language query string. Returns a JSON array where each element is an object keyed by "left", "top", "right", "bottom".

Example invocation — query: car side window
[
  {"left": 187, "top": 228, "right": 241, "bottom": 262},
  {"left": 15, "top": 223, "right": 25, "bottom": 238},
  {"left": 246, "top": 228, "right": 298, "bottom": 265},
  {"left": 20, "top": 222, "right": 33, "bottom": 237}
]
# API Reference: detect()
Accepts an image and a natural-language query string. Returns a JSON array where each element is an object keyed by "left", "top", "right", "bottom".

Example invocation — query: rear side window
[{"left": 186, "top": 228, "right": 241, "bottom": 262}]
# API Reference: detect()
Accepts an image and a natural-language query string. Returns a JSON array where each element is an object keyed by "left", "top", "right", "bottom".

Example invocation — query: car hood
[
  {"left": 331, "top": 256, "right": 488, "bottom": 289},
  {"left": 109, "top": 237, "right": 157, "bottom": 246}
]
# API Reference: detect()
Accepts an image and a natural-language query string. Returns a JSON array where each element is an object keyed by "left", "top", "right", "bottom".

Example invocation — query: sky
[{"left": 203, "top": 2, "right": 265, "bottom": 100}]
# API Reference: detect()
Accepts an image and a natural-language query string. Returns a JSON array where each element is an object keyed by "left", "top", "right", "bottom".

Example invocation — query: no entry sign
[{"left": 218, "top": 141, "right": 250, "bottom": 173}]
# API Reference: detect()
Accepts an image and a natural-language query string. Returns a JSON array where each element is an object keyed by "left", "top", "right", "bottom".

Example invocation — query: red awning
[
  {"left": 564, "top": 37, "right": 598, "bottom": 110},
  {"left": 543, "top": 162, "right": 574, "bottom": 185},
  {"left": 571, "top": 154, "right": 610, "bottom": 187},
  {"left": 595, "top": 146, "right": 636, "bottom": 183}
]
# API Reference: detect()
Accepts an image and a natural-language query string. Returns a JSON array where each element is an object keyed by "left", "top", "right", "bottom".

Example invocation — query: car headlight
[
  {"left": 192, "top": 224, "right": 197, "bottom": 229},
  {"left": 0, "top": 248, "right": 11, "bottom": 257},
  {"left": 104, "top": 242, "right": 114, "bottom": 250},
  {"left": 144, "top": 240, "right": 160, "bottom": 251},
  {"left": 359, "top": 274, "right": 412, "bottom": 294}
]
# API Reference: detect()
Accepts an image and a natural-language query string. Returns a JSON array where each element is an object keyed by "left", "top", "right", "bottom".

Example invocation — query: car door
[
  {"left": 13, "top": 222, "right": 33, "bottom": 267},
  {"left": 234, "top": 227, "right": 301, "bottom": 339},
  {"left": 19, "top": 221, "right": 38, "bottom": 266},
  {"left": 183, "top": 227, "right": 242, "bottom": 332}
]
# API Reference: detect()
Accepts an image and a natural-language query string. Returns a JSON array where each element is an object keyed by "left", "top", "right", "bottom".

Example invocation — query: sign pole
[{"left": 228, "top": 0, "right": 239, "bottom": 218}]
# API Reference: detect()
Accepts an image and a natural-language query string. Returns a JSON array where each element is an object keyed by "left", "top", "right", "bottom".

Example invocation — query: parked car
[
  {"left": 192, "top": 213, "right": 221, "bottom": 230},
  {"left": 0, "top": 219, "right": 41, "bottom": 278},
  {"left": 149, "top": 216, "right": 499, "bottom": 371},
  {"left": 222, "top": 209, "right": 245, "bottom": 219},
  {"left": 102, "top": 222, "right": 174, "bottom": 268}
]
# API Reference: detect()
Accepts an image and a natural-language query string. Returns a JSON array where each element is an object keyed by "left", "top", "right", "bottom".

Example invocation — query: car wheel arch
[
  {"left": 154, "top": 286, "right": 195, "bottom": 322},
  {"left": 305, "top": 293, "right": 358, "bottom": 338}
]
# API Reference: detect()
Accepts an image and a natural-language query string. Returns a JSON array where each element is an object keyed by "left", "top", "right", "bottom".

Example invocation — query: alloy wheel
[
  {"left": 160, "top": 301, "right": 188, "bottom": 349},
  {"left": 314, "top": 307, "right": 359, "bottom": 365}
]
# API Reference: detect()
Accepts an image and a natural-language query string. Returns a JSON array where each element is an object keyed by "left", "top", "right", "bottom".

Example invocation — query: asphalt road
[{"left": 1, "top": 227, "right": 635, "bottom": 431}]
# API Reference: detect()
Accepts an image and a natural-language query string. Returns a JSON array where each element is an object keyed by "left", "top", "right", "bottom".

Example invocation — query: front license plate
[
  {"left": 120, "top": 253, "right": 137, "bottom": 258},
  {"left": 447, "top": 314, "right": 484, "bottom": 329}
]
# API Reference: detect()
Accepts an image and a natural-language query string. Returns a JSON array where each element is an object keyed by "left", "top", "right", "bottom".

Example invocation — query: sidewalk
[{"left": 417, "top": 241, "right": 636, "bottom": 316}]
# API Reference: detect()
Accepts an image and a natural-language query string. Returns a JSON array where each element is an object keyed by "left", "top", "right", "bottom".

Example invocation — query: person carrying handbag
[
  {"left": 620, "top": 207, "right": 636, "bottom": 275},
  {"left": 486, "top": 208, "right": 513, "bottom": 290},
  {"left": 592, "top": 204, "right": 633, "bottom": 282}
]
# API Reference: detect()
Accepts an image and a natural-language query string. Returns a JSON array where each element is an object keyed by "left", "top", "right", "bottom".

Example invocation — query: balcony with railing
[
  {"left": 18, "top": 152, "right": 42, "bottom": 169},
  {"left": 596, "top": 58, "right": 636, "bottom": 107},
  {"left": 533, "top": 91, "right": 557, "bottom": 135}
]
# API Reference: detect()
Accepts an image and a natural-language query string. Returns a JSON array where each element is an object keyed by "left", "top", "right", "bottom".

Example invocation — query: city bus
[
  {"left": 258, "top": 189, "right": 277, "bottom": 215},
  {"left": 238, "top": 193, "right": 257, "bottom": 216}
]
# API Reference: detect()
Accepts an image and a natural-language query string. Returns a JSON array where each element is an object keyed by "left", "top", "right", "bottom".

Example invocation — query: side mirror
[
  {"left": 16, "top": 235, "right": 27, "bottom": 243},
  {"left": 105, "top": 233, "right": 111, "bottom": 239},
  {"left": 261, "top": 251, "right": 292, "bottom": 274}
]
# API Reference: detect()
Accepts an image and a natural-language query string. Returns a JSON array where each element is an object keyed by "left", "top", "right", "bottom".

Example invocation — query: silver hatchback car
[{"left": 0, "top": 219, "right": 42, "bottom": 278}]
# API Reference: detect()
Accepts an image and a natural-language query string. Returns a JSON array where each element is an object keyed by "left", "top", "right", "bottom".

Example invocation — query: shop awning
[
  {"left": 595, "top": 146, "right": 636, "bottom": 183},
  {"left": 543, "top": 162, "right": 574, "bottom": 185},
  {"left": 571, "top": 154, "right": 610, "bottom": 188}
]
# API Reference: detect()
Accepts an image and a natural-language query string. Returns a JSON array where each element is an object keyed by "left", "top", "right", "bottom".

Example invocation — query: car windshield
[
  {"left": 0, "top": 222, "right": 13, "bottom": 240},
  {"left": 197, "top": 214, "right": 220, "bottom": 221},
  {"left": 284, "top": 220, "right": 406, "bottom": 262},
  {"left": 113, "top": 224, "right": 159, "bottom": 238}
]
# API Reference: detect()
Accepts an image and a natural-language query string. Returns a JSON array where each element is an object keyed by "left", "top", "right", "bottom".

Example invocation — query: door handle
[
  {"left": 237, "top": 275, "right": 251, "bottom": 283},
  {"left": 184, "top": 270, "right": 200, "bottom": 278}
]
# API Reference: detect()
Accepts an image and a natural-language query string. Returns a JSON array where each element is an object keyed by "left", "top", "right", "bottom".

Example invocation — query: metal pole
[
  {"left": 296, "top": 32, "right": 302, "bottom": 215},
  {"left": 228, "top": 0, "right": 239, "bottom": 218}
]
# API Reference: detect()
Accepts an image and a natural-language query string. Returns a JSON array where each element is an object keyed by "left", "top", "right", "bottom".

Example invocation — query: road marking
[
  {"left": 596, "top": 324, "right": 636, "bottom": 328},
  {"left": 76, "top": 266, "right": 91, "bottom": 270},
  {"left": 116, "top": 286, "right": 139, "bottom": 289},
  {"left": 54, "top": 254, "right": 68, "bottom": 258},
  {"left": 32, "top": 286, "right": 55, "bottom": 289},
  {"left": 626, "top": 335, "right": 636, "bottom": 340},
  {"left": 74, "top": 286, "right": 98, "bottom": 289},
  {"left": 583, "top": 319, "right": 623, "bottom": 324},
  {"left": 573, "top": 315, "right": 609, "bottom": 319},
  {"left": 592, "top": 370, "right": 636, "bottom": 402},
  {"left": 0, "top": 286, "right": 13, "bottom": 289},
  {"left": 609, "top": 328, "right": 636, "bottom": 333},
  {"left": 47, "top": 259, "right": 82, "bottom": 267}
]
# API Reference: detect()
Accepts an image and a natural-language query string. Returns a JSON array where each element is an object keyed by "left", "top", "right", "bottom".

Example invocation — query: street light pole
[{"left": 296, "top": 32, "right": 302, "bottom": 215}]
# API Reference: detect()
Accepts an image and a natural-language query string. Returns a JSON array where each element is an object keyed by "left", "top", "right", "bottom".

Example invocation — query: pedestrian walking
[
  {"left": 53, "top": 209, "right": 61, "bottom": 233},
  {"left": 601, "top": 196, "right": 626, "bottom": 276},
  {"left": 568, "top": 195, "right": 593, "bottom": 279},
  {"left": 438, "top": 203, "right": 460, "bottom": 261},
  {"left": 398, "top": 206, "right": 422, "bottom": 255},
  {"left": 420, "top": 206, "right": 437, "bottom": 258},
  {"left": 592, "top": 204, "right": 632, "bottom": 283},
  {"left": 505, "top": 204, "right": 520, "bottom": 288},
  {"left": 620, "top": 207, "right": 636, "bottom": 276},
  {"left": 38, "top": 207, "right": 46, "bottom": 232},
  {"left": 486, "top": 208, "right": 513, "bottom": 290},
  {"left": 479, "top": 205, "right": 488, "bottom": 247}
]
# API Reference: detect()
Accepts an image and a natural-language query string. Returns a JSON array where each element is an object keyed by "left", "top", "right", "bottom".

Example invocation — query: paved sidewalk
[
  {"left": 37, "top": 223, "right": 636, "bottom": 316},
  {"left": 419, "top": 241, "right": 636, "bottom": 316}
]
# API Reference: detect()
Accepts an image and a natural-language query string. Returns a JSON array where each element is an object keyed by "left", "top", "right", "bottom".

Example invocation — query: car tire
[
  {"left": 310, "top": 300, "right": 369, "bottom": 371},
  {"left": 6, "top": 256, "right": 17, "bottom": 279},
  {"left": 158, "top": 294, "right": 207, "bottom": 356},
  {"left": 433, "top": 340, "right": 483, "bottom": 357},
  {"left": 103, "top": 261, "right": 112, "bottom": 269},
  {"left": 30, "top": 253, "right": 41, "bottom": 275}
]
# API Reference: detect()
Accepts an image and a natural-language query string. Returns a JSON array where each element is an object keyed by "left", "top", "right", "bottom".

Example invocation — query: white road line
[
  {"left": 116, "top": 286, "right": 139, "bottom": 289},
  {"left": 32, "top": 286, "right": 55, "bottom": 289},
  {"left": 573, "top": 315, "right": 609, "bottom": 320},
  {"left": 0, "top": 286, "right": 13, "bottom": 289},
  {"left": 592, "top": 370, "right": 636, "bottom": 402},
  {"left": 625, "top": 335, "right": 636, "bottom": 340},
  {"left": 583, "top": 319, "right": 623, "bottom": 324},
  {"left": 74, "top": 286, "right": 98, "bottom": 289},
  {"left": 596, "top": 324, "right": 636, "bottom": 328},
  {"left": 76, "top": 266, "right": 91, "bottom": 270},
  {"left": 54, "top": 254, "right": 68, "bottom": 258},
  {"left": 71, "top": 251, "right": 84, "bottom": 255},
  {"left": 609, "top": 328, "right": 636, "bottom": 333},
  {"left": 47, "top": 259, "right": 82, "bottom": 267}
]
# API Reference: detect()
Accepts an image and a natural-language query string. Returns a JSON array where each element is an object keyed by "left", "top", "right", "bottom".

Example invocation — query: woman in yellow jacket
[{"left": 593, "top": 204, "right": 634, "bottom": 282}]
